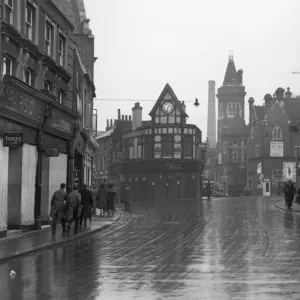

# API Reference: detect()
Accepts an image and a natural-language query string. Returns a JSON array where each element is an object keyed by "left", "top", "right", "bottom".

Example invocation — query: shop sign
[
  {"left": 45, "top": 147, "right": 59, "bottom": 157},
  {"left": 116, "top": 151, "right": 124, "bottom": 162},
  {"left": 49, "top": 107, "right": 73, "bottom": 134},
  {"left": 283, "top": 162, "right": 296, "bottom": 182},
  {"left": 270, "top": 141, "right": 283, "bottom": 157},
  {"left": 3, "top": 132, "right": 23, "bottom": 147},
  {"left": 6, "top": 87, "right": 45, "bottom": 122}
]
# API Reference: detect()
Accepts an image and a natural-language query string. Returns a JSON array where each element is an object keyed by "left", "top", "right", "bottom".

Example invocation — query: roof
[
  {"left": 227, "top": 113, "right": 247, "bottom": 134},
  {"left": 282, "top": 100, "right": 300, "bottom": 122},
  {"left": 223, "top": 59, "right": 240, "bottom": 86},
  {"left": 149, "top": 83, "right": 188, "bottom": 117},
  {"left": 253, "top": 105, "right": 266, "bottom": 122}
]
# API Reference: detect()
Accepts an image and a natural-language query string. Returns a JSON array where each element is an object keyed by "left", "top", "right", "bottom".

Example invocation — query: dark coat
[
  {"left": 124, "top": 188, "right": 131, "bottom": 203},
  {"left": 284, "top": 183, "right": 296, "bottom": 201},
  {"left": 66, "top": 190, "right": 81, "bottom": 221},
  {"left": 107, "top": 189, "right": 116, "bottom": 210},
  {"left": 50, "top": 189, "right": 67, "bottom": 219},
  {"left": 81, "top": 188, "right": 93, "bottom": 218},
  {"left": 96, "top": 188, "right": 108, "bottom": 209}
]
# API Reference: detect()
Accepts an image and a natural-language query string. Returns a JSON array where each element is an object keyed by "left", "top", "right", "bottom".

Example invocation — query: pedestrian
[
  {"left": 96, "top": 183, "right": 108, "bottom": 216},
  {"left": 90, "top": 183, "right": 98, "bottom": 215},
  {"left": 50, "top": 183, "right": 67, "bottom": 234},
  {"left": 80, "top": 183, "right": 93, "bottom": 227},
  {"left": 124, "top": 184, "right": 131, "bottom": 212},
  {"left": 66, "top": 184, "right": 82, "bottom": 233},
  {"left": 284, "top": 180, "right": 296, "bottom": 209},
  {"left": 107, "top": 184, "right": 116, "bottom": 216},
  {"left": 206, "top": 181, "right": 211, "bottom": 200}
]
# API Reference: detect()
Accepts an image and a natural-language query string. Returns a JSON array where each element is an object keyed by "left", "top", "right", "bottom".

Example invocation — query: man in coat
[
  {"left": 124, "top": 184, "right": 131, "bottom": 212},
  {"left": 284, "top": 180, "right": 296, "bottom": 209},
  {"left": 80, "top": 183, "right": 93, "bottom": 227},
  {"left": 51, "top": 183, "right": 67, "bottom": 234},
  {"left": 66, "top": 184, "right": 81, "bottom": 233},
  {"left": 90, "top": 183, "right": 98, "bottom": 215}
]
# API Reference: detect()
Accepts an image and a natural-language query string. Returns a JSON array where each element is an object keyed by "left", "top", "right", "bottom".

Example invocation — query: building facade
[
  {"left": 52, "top": 0, "right": 98, "bottom": 189},
  {"left": 0, "top": 0, "right": 97, "bottom": 238},
  {"left": 104, "top": 84, "right": 206, "bottom": 202},
  {"left": 247, "top": 87, "right": 300, "bottom": 196},
  {"left": 215, "top": 56, "right": 248, "bottom": 196}
]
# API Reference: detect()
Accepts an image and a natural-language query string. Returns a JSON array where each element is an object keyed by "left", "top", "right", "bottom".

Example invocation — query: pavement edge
[
  {"left": 0, "top": 210, "right": 122, "bottom": 264},
  {"left": 274, "top": 204, "right": 300, "bottom": 214}
]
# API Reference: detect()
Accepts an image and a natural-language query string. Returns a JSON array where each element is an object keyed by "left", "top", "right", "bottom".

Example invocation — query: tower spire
[{"left": 229, "top": 50, "right": 234, "bottom": 62}]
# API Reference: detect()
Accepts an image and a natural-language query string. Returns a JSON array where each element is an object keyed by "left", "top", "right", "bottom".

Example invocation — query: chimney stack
[
  {"left": 181, "top": 101, "right": 186, "bottom": 112},
  {"left": 248, "top": 97, "right": 254, "bottom": 124},
  {"left": 125, "top": 115, "right": 128, "bottom": 121},
  {"left": 207, "top": 80, "right": 216, "bottom": 149},
  {"left": 132, "top": 102, "right": 143, "bottom": 130},
  {"left": 118, "top": 109, "right": 121, "bottom": 120},
  {"left": 110, "top": 119, "right": 112, "bottom": 127},
  {"left": 122, "top": 115, "right": 124, "bottom": 120},
  {"left": 129, "top": 115, "right": 132, "bottom": 121}
]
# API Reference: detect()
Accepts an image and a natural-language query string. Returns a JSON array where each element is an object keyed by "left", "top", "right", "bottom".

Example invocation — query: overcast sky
[{"left": 85, "top": 0, "right": 300, "bottom": 138}]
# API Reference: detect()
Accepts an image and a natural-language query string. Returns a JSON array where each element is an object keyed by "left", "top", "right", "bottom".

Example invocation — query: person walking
[
  {"left": 107, "top": 184, "right": 116, "bottom": 216},
  {"left": 284, "top": 180, "right": 296, "bottom": 209},
  {"left": 206, "top": 181, "right": 211, "bottom": 200},
  {"left": 50, "top": 183, "right": 67, "bottom": 234},
  {"left": 96, "top": 183, "right": 108, "bottom": 216},
  {"left": 80, "top": 183, "right": 93, "bottom": 227},
  {"left": 66, "top": 185, "right": 81, "bottom": 233},
  {"left": 124, "top": 184, "right": 131, "bottom": 212},
  {"left": 90, "top": 183, "right": 98, "bottom": 215}
]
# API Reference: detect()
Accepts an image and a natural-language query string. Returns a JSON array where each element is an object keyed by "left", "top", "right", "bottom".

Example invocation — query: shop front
[
  {"left": 121, "top": 159, "right": 202, "bottom": 202},
  {"left": 0, "top": 76, "right": 78, "bottom": 235}
]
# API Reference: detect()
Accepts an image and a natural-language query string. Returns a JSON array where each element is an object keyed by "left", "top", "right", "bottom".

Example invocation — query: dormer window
[{"left": 272, "top": 124, "right": 282, "bottom": 141}]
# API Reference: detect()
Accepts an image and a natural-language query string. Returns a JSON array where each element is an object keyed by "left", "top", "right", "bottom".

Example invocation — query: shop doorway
[{"left": 74, "top": 150, "right": 83, "bottom": 188}]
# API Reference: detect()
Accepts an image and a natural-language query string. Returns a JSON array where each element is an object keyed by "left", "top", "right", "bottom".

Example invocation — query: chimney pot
[
  {"left": 110, "top": 119, "right": 113, "bottom": 127},
  {"left": 129, "top": 115, "right": 132, "bottom": 121},
  {"left": 118, "top": 109, "right": 121, "bottom": 120},
  {"left": 122, "top": 115, "right": 124, "bottom": 120},
  {"left": 125, "top": 115, "right": 128, "bottom": 121}
]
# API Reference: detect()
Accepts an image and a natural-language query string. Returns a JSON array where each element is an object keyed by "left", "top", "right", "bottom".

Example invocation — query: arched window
[
  {"left": 227, "top": 102, "right": 232, "bottom": 116},
  {"left": 272, "top": 124, "right": 282, "bottom": 141}
]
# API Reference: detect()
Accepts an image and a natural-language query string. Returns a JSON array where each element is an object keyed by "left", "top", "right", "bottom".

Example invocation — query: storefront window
[
  {"left": 183, "top": 136, "right": 193, "bottom": 158},
  {"left": 162, "top": 136, "right": 173, "bottom": 158}
]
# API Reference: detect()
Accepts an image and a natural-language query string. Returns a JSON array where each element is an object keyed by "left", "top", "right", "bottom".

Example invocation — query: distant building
[
  {"left": 247, "top": 87, "right": 300, "bottom": 196},
  {"left": 100, "top": 84, "right": 206, "bottom": 202},
  {"left": 215, "top": 55, "right": 248, "bottom": 197}
]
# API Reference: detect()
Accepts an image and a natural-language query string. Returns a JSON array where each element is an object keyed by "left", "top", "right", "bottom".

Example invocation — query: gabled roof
[
  {"left": 223, "top": 59, "right": 240, "bottom": 86},
  {"left": 253, "top": 105, "right": 266, "bottom": 122},
  {"left": 267, "top": 100, "right": 290, "bottom": 123},
  {"left": 282, "top": 100, "right": 300, "bottom": 123},
  {"left": 149, "top": 83, "right": 188, "bottom": 117},
  {"left": 228, "top": 113, "right": 247, "bottom": 134},
  {"left": 96, "top": 127, "right": 114, "bottom": 139}
]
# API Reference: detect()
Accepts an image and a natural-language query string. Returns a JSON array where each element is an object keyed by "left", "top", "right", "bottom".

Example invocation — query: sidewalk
[
  {"left": 274, "top": 197, "right": 300, "bottom": 213},
  {"left": 0, "top": 208, "right": 123, "bottom": 263}
]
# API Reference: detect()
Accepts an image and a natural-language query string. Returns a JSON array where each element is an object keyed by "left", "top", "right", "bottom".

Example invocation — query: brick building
[
  {"left": 247, "top": 87, "right": 300, "bottom": 196},
  {"left": 0, "top": 0, "right": 97, "bottom": 238},
  {"left": 215, "top": 56, "right": 248, "bottom": 196}
]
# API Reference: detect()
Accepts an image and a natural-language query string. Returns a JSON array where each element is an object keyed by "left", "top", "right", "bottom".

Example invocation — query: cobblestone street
[{"left": 1, "top": 196, "right": 300, "bottom": 299}]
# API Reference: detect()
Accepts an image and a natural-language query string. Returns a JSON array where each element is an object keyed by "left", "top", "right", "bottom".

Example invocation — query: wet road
[{"left": 1, "top": 196, "right": 300, "bottom": 299}]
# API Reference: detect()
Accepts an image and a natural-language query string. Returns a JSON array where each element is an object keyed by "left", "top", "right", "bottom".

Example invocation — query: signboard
[
  {"left": 116, "top": 151, "right": 124, "bottom": 162},
  {"left": 6, "top": 87, "right": 46, "bottom": 122},
  {"left": 257, "top": 162, "right": 262, "bottom": 175},
  {"left": 45, "top": 147, "right": 59, "bottom": 157},
  {"left": 3, "top": 132, "right": 23, "bottom": 147},
  {"left": 283, "top": 162, "right": 296, "bottom": 182},
  {"left": 218, "top": 153, "right": 222, "bottom": 164},
  {"left": 49, "top": 107, "right": 73, "bottom": 134},
  {"left": 270, "top": 141, "right": 283, "bottom": 157}
]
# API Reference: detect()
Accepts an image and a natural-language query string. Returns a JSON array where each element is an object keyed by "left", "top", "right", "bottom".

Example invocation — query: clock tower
[{"left": 149, "top": 83, "right": 187, "bottom": 126}]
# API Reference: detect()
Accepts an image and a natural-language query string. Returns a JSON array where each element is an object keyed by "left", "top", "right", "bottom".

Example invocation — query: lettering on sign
[
  {"left": 164, "top": 163, "right": 182, "bottom": 169},
  {"left": 6, "top": 88, "right": 45, "bottom": 122},
  {"left": 49, "top": 108, "right": 73, "bottom": 134},
  {"left": 3, "top": 132, "right": 23, "bottom": 147}
]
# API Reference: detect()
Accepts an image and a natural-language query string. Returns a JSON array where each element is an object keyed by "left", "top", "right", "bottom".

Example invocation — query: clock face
[{"left": 161, "top": 101, "right": 174, "bottom": 114}]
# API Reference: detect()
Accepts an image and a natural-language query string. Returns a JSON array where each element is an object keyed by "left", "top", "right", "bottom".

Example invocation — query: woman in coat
[
  {"left": 96, "top": 183, "right": 108, "bottom": 216},
  {"left": 107, "top": 184, "right": 116, "bottom": 216},
  {"left": 284, "top": 180, "right": 296, "bottom": 209}
]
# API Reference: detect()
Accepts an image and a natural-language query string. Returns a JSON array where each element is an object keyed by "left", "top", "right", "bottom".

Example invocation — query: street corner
[{"left": 274, "top": 203, "right": 300, "bottom": 213}]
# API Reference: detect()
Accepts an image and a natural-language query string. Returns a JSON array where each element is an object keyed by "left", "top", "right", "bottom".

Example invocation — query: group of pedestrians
[
  {"left": 96, "top": 183, "right": 117, "bottom": 216},
  {"left": 50, "top": 183, "right": 94, "bottom": 234}
]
